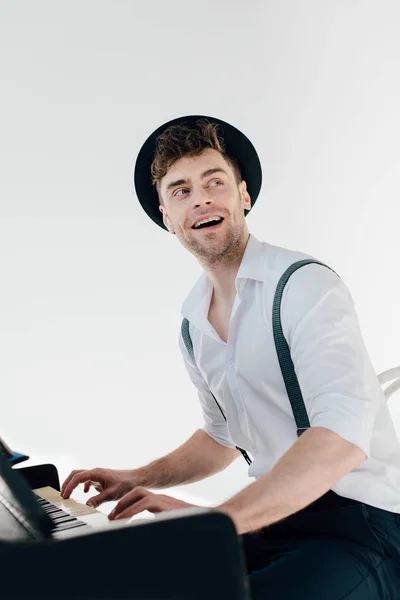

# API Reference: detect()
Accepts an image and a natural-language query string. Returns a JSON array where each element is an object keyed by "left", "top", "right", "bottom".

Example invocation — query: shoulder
[
  {"left": 262, "top": 241, "right": 317, "bottom": 281},
  {"left": 260, "top": 241, "right": 352, "bottom": 327}
]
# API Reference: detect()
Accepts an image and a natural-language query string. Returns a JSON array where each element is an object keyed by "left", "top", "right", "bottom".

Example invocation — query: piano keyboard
[{"left": 34, "top": 486, "right": 111, "bottom": 538}]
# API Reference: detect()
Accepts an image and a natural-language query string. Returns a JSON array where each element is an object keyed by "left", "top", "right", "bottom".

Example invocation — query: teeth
[{"left": 194, "top": 216, "right": 222, "bottom": 228}]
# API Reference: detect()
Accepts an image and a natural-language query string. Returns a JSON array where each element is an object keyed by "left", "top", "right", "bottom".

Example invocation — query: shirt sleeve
[
  {"left": 178, "top": 330, "right": 237, "bottom": 449},
  {"left": 280, "top": 263, "right": 385, "bottom": 458}
]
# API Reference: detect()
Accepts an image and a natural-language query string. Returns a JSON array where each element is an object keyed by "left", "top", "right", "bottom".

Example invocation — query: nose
[{"left": 191, "top": 185, "right": 214, "bottom": 209}]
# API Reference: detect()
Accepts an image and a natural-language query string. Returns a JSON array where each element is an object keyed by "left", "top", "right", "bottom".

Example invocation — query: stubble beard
[{"left": 176, "top": 193, "right": 246, "bottom": 269}]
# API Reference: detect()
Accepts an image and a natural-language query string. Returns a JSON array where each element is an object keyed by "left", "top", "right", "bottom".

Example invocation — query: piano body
[{"left": 0, "top": 456, "right": 252, "bottom": 600}]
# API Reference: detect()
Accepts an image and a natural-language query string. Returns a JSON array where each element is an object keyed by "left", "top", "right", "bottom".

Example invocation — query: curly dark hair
[{"left": 150, "top": 118, "right": 243, "bottom": 204}]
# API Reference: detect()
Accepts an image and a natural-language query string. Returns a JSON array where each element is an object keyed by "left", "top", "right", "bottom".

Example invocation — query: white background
[{"left": 1, "top": 0, "right": 399, "bottom": 513}]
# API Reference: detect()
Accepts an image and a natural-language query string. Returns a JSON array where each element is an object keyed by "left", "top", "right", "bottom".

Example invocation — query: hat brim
[{"left": 133, "top": 114, "right": 262, "bottom": 231}]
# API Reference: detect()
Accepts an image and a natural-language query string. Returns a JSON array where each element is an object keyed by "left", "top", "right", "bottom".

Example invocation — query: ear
[
  {"left": 159, "top": 205, "right": 175, "bottom": 234},
  {"left": 240, "top": 181, "right": 251, "bottom": 211}
]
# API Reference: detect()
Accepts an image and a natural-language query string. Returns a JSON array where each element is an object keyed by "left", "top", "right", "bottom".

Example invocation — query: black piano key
[
  {"left": 49, "top": 515, "right": 77, "bottom": 525},
  {"left": 49, "top": 510, "right": 70, "bottom": 518},
  {"left": 47, "top": 510, "right": 70, "bottom": 517},
  {"left": 42, "top": 506, "right": 69, "bottom": 514},
  {"left": 41, "top": 503, "right": 62, "bottom": 510},
  {"left": 53, "top": 520, "right": 88, "bottom": 531},
  {"left": 34, "top": 494, "right": 92, "bottom": 534},
  {"left": 45, "top": 509, "right": 63, "bottom": 517}
]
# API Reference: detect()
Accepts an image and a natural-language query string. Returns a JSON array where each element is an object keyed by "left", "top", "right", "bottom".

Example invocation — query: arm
[
  {"left": 61, "top": 429, "right": 239, "bottom": 503},
  {"left": 136, "top": 428, "right": 240, "bottom": 489},
  {"left": 220, "top": 264, "right": 382, "bottom": 534},
  {"left": 63, "top": 327, "right": 239, "bottom": 505},
  {"left": 141, "top": 327, "right": 242, "bottom": 487},
  {"left": 219, "top": 426, "right": 366, "bottom": 534}
]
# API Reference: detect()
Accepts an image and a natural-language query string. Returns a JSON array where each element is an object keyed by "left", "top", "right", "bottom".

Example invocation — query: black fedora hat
[{"left": 133, "top": 114, "right": 262, "bottom": 232}]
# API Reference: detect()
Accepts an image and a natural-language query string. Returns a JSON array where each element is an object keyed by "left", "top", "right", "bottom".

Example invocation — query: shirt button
[{"left": 229, "top": 361, "right": 235, "bottom": 367}]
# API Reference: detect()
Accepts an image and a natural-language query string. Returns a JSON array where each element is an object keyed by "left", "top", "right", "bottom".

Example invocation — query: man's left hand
[{"left": 108, "top": 486, "right": 197, "bottom": 520}]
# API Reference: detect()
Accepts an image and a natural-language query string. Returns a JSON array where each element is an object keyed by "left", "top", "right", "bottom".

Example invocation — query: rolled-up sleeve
[
  {"left": 280, "top": 264, "right": 385, "bottom": 458},
  {"left": 178, "top": 331, "right": 237, "bottom": 449}
]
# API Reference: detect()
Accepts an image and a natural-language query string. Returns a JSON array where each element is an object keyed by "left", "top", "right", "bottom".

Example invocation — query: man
[{"left": 62, "top": 115, "right": 400, "bottom": 598}]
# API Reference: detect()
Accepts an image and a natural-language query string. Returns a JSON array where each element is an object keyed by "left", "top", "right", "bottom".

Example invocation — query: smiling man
[
  {"left": 62, "top": 115, "right": 400, "bottom": 599},
  {"left": 158, "top": 146, "right": 252, "bottom": 329}
]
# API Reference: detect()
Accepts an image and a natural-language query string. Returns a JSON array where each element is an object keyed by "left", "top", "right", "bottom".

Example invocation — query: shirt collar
[{"left": 181, "top": 233, "right": 267, "bottom": 320}]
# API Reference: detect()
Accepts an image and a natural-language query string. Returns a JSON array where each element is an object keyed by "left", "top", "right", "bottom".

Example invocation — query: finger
[
  {"left": 111, "top": 497, "right": 150, "bottom": 521},
  {"left": 114, "top": 496, "right": 195, "bottom": 520},
  {"left": 62, "top": 470, "right": 97, "bottom": 499},
  {"left": 108, "top": 487, "right": 148, "bottom": 519},
  {"left": 86, "top": 487, "right": 117, "bottom": 509},
  {"left": 83, "top": 481, "right": 91, "bottom": 494},
  {"left": 61, "top": 470, "right": 83, "bottom": 497}
]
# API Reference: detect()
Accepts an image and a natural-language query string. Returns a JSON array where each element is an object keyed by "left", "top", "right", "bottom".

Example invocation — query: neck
[{"left": 202, "top": 231, "right": 250, "bottom": 306}]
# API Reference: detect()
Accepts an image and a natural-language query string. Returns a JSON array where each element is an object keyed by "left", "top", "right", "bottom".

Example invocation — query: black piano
[{"left": 0, "top": 444, "right": 251, "bottom": 600}]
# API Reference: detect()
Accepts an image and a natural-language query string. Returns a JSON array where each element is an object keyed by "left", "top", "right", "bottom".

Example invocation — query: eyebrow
[{"left": 166, "top": 168, "right": 229, "bottom": 193}]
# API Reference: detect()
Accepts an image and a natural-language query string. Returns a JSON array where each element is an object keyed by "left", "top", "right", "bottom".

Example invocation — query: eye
[
  {"left": 174, "top": 188, "right": 189, "bottom": 197},
  {"left": 173, "top": 180, "right": 223, "bottom": 197}
]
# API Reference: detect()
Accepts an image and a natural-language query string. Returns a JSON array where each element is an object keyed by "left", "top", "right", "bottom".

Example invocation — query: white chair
[{"left": 378, "top": 367, "right": 400, "bottom": 400}]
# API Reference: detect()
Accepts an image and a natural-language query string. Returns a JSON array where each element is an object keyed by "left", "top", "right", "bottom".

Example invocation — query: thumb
[{"left": 86, "top": 488, "right": 115, "bottom": 508}]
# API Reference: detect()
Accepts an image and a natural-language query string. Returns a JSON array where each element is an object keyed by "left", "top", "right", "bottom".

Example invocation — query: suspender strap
[
  {"left": 181, "top": 259, "right": 339, "bottom": 463},
  {"left": 181, "top": 317, "right": 252, "bottom": 465},
  {"left": 272, "top": 259, "right": 338, "bottom": 436}
]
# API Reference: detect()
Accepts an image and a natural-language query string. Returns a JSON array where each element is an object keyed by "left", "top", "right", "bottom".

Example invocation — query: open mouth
[{"left": 192, "top": 217, "right": 224, "bottom": 232}]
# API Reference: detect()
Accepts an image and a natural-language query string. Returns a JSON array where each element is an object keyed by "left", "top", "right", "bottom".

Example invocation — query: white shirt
[{"left": 178, "top": 233, "right": 400, "bottom": 513}]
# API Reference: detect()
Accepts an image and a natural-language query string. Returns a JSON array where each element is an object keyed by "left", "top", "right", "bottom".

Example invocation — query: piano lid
[{"left": 0, "top": 436, "right": 29, "bottom": 466}]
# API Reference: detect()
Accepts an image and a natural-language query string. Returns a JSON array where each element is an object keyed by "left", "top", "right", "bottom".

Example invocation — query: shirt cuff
[
  {"left": 202, "top": 426, "right": 237, "bottom": 450},
  {"left": 310, "top": 397, "right": 373, "bottom": 458}
]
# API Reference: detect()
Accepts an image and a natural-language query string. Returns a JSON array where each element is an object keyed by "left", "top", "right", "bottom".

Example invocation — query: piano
[
  {"left": 0, "top": 449, "right": 251, "bottom": 600},
  {"left": 34, "top": 485, "right": 112, "bottom": 536}
]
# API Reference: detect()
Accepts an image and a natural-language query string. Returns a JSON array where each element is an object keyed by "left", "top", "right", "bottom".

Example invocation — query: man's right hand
[{"left": 61, "top": 468, "right": 140, "bottom": 508}]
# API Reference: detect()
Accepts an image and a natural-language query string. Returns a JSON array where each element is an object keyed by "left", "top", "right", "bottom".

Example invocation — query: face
[{"left": 158, "top": 148, "right": 251, "bottom": 265}]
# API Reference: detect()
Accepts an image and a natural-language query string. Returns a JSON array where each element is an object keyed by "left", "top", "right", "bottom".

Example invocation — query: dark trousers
[{"left": 240, "top": 491, "right": 400, "bottom": 599}]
